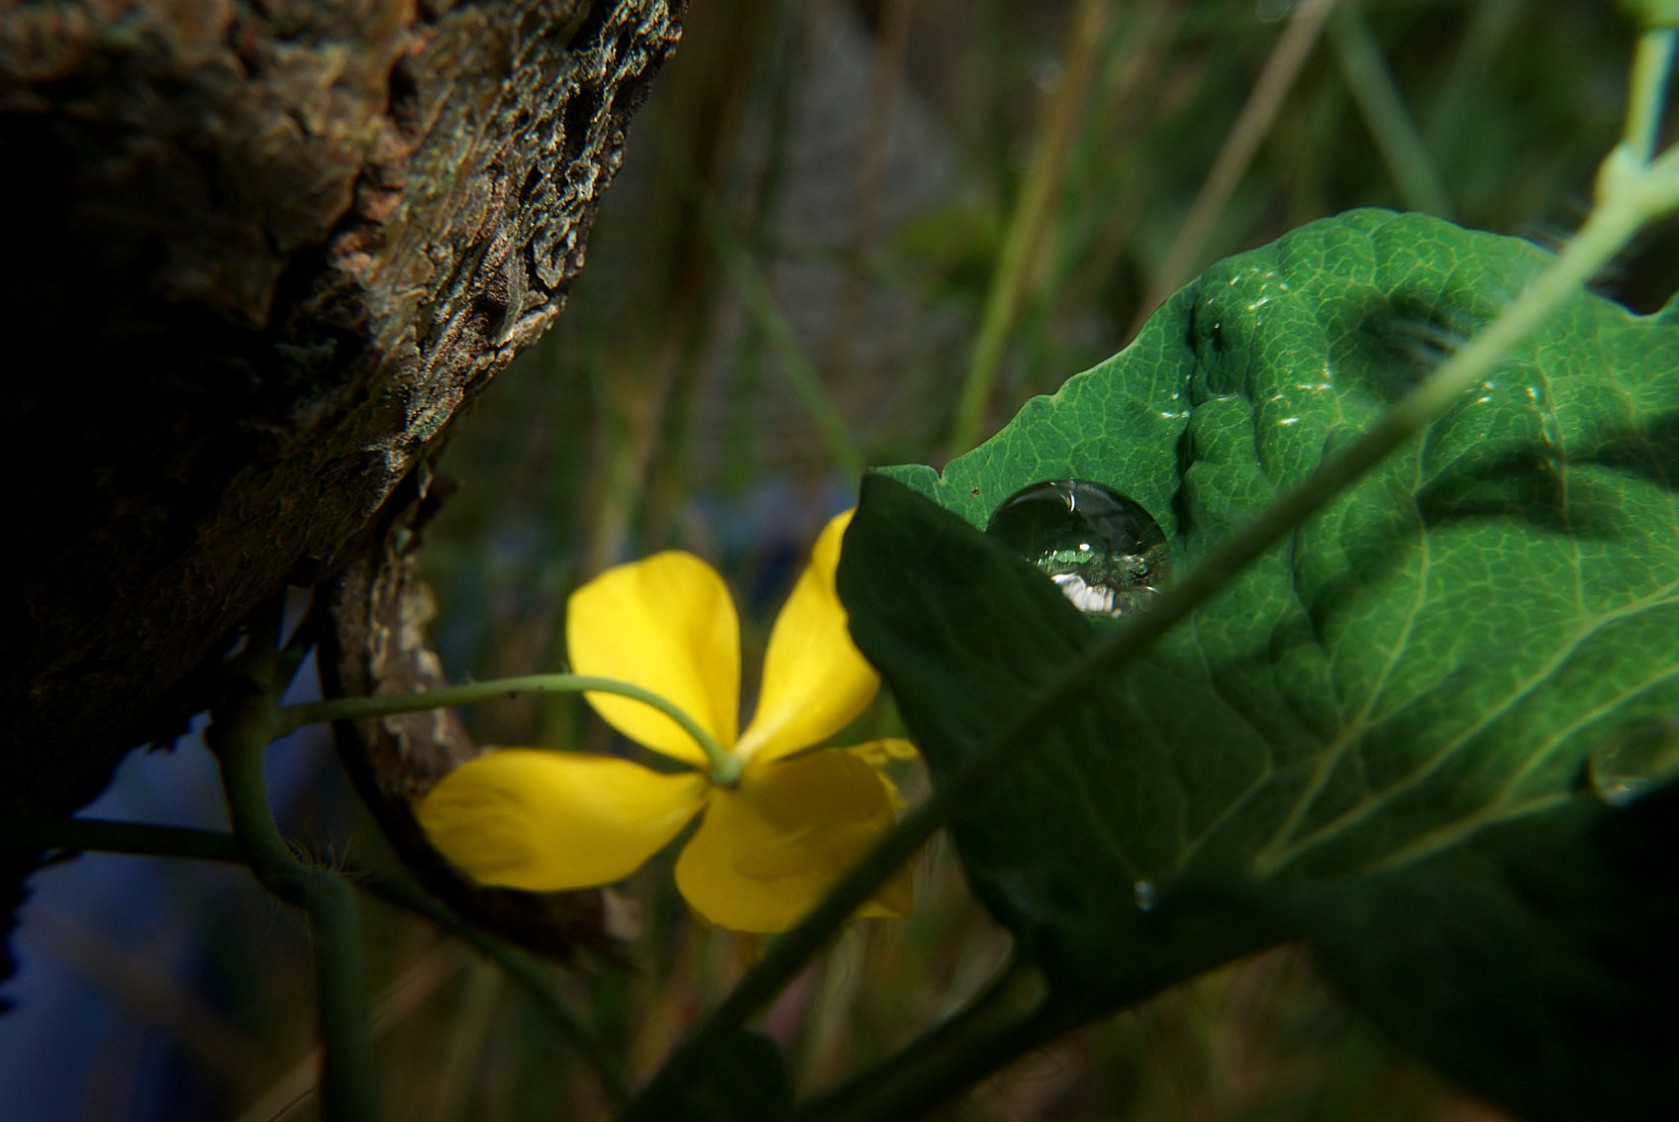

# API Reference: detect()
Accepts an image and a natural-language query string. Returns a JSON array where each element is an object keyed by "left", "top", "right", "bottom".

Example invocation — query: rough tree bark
[{"left": 2, "top": 0, "right": 684, "bottom": 980}]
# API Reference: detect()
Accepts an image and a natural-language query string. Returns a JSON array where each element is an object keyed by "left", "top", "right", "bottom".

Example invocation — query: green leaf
[
  {"left": 839, "top": 210, "right": 1679, "bottom": 1119},
  {"left": 1280, "top": 778, "right": 1679, "bottom": 1121}
]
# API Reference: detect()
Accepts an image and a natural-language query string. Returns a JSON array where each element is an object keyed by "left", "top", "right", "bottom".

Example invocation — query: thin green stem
[
  {"left": 0, "top": 816, "right": 243, "bottom": 864},
  {"left": 1623, "top": 29, "right": 1676, "bottom": 163},
  {"left": 210, "top": 600, "right": 378, "bottom": 1122},
  {"left": 306, "top": 874, "right": 375, "bottom": 1120},
  {"left": 280, "top": 672, "right": 742, "bottom": 787},
  {"left": 625, "top": 41, "right": 1679, "bottom": 1116},
  {"left": 0, "top": 803, "right": 629, "bottom": 1108}
]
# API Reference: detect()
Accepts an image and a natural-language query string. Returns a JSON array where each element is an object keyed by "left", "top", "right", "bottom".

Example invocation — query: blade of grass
[
  {"left": 1327, "top": 3, "right": 1452, "bottom": 217},
  {"left": 697, "top": 190, "right": 868, "bottom": 478},
  {"left": 1129, "top": 0, "right": 1338, "bottom": 337},
  {"left": 1421, "top": 0, "right": 1525, "bottom": 169},
  {"left": 947, "top": 0, "right": 1109, "bottom": 458},
  {"left": 822, "top": 0, "right": 914, "bottom": 392}
]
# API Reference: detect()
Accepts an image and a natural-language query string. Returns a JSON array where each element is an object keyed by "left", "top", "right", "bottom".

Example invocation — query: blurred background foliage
[{"left": 6, "top": 1, "right": 1676, "bottom": 1119}]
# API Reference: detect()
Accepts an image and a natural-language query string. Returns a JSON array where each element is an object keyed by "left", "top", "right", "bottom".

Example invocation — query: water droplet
[
  {"left": 985, "top": 480, "right": 1171, "bottom": 616},
  {"left": 1133, "top": 879, "right": 1158, "bottom": 912},
  {"left": 1586, "top": 717, "right": 1679, "bottom": 807}
]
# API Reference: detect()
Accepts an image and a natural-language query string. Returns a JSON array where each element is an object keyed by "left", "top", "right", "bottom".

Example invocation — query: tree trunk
[{"left": 2, "top": 0, "right": 684, "bottom": 979}]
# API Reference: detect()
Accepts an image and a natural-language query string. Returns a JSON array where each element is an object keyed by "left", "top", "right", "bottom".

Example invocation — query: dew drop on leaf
[
  {"left": 984, "top": 479, "right": 1171, "bottom": 617},
  {"left": 1133, "top": 879, "right": 1158, "bottom": 912},
  {"left": 1585, "top": 716, "right": 1679, "bottom": 807}
]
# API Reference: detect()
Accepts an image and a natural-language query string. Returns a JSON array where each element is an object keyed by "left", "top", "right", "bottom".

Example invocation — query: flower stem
[
  {"left": 1623, "top": 29, "right": 1676, "bottom": 165},
  {"left": 280, "top": 673, "right": 741, "bottom": 786},
  {"left": 0, "top": 809, "right": 629, "bottom": 1107},
  {"left": 208, "top": 599, "right": 378, "bottom": 1122},
  {"left": 0, "top": 815, "right": 243, "bottom": 864}
]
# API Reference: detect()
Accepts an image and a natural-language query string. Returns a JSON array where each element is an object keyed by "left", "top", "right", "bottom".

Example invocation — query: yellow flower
[{"left": 416, "top": 510, "right": 914, "bottom": 934}]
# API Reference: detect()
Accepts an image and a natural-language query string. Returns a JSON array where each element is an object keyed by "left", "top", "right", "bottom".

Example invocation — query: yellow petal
[
  {"left": 737, "top": 510, "right": 880, "bottom": 765},
  {"left": 416, "top": 749, "right": 708, "bottom": 892},
  {"left": 674, "top": 750, "right": 912, "bottom": 933},
  {"left": 567, "top": 551, "right": 741, "bottom": 768}
]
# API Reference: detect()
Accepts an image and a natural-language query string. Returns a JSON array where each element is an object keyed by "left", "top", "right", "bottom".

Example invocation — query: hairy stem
[{"left": 208, "top": 600, "right": 378, "bottom": 1122}]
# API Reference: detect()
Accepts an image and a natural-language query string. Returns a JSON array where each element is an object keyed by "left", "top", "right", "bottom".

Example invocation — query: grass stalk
[
  {"left": 1130, "top": 0, "right": 1338, "bottom": 336},
  {"left": 698, "top": 192, "right": 868, "bottom": 479},
  {"left": 947, "top": 0, "right": 1108, "bottom": 457},
  {"left": 1328, "top": 4, "right": 1452, "bottom": 216}
]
